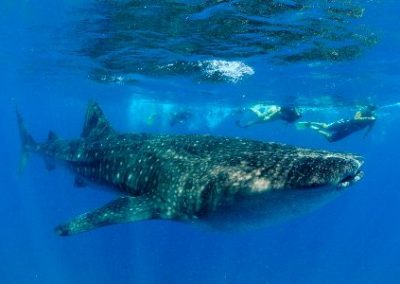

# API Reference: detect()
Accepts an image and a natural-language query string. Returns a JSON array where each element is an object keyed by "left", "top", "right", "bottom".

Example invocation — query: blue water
[{"left": 1, "top": 1, "right": 400, "bottom": 283}]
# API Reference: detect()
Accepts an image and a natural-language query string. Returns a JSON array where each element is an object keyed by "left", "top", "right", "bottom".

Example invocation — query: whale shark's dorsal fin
[{"left": 81, "top": 101, "right": 116, "bottom": 139}]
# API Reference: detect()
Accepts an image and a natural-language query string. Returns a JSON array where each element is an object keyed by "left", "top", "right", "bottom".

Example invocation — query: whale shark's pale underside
[{"left": 17, "top": 102, "right": 363, "bottom": 236}]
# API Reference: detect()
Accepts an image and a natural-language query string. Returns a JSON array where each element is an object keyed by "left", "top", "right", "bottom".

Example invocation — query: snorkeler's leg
[
  {"left": 296, "top": 121, "right": 333, "bottom": 140},
  {"left": 309, "top": 122, "right": 328, "bottom": 130},
  {"left": 316, "top": 129, "right": 333, "bottom": 140},
  {"left": 309, "top": 123, "right": 334, "bottom": 139}
]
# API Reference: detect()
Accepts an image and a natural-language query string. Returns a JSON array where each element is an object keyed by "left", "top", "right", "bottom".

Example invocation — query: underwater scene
[{"left": 1, "top": 0, "right": 400, "bottom": 283}]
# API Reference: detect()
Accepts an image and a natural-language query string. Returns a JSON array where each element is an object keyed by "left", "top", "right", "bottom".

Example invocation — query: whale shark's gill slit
[{"left": 198, "top": 180, "right": 216, "bottom": 218}]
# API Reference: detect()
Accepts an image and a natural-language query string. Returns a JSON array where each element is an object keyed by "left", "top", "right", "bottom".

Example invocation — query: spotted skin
[{"left": 17, "top": 102, "right": 364, "bottom": 236}]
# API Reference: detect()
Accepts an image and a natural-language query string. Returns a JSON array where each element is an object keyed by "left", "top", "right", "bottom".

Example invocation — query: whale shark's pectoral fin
[{"left": 55, "top": 196, "right": 155, "bottom": 236}]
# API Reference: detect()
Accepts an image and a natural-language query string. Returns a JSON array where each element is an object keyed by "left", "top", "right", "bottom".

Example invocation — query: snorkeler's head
[{"left": 280, "top": 105, "right": 302, "bottom": 123}]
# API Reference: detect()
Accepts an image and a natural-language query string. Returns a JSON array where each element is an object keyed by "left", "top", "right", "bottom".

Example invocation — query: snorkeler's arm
[
  {"left": 355, "top": 115, "right": 373, "bottom": 121},
  {"left": 354, "top": 110, "right": 377, "bottom": 121},
  {"left": 357, "top": 117, "right": 376, "bottom": 122}
]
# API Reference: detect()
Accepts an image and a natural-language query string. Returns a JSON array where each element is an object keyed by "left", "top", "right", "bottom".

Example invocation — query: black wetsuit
[
  {"left": 279, "top": 106, "right": 302, "bottom": 123},
  {"left": 325, "top": 117, "right": 375, "bottom": 142}
]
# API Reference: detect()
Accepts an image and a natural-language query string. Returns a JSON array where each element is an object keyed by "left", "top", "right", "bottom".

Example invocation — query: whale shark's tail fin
[{"left": 16, "top": 108, "right": 37, "bottom": 174}]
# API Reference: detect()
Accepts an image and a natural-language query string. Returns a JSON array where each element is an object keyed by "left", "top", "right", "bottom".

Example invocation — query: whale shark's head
[
  {"left": 281, "top": 153, "right": 364, "bottom": 190},
  {"left": 204, "top": 150, "right": 364, "bottom": 229},
  {"left": 212, "top": 150, "right": 364, "bottom": 195}
]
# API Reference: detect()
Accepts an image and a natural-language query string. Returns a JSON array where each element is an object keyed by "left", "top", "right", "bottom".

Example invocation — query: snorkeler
[
  {"left": 296, "top": 104, "right": 377, "bottom": 142},
  {"left": 236, "top": 104, "right": 302, "bottom": 128}
]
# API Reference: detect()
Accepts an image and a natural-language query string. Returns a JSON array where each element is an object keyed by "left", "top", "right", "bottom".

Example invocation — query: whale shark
[{"left": 17, "top": 101, "right": 364, "bottom": 236}]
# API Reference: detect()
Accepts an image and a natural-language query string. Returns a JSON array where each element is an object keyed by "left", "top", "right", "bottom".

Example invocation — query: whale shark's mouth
[{"left": 337, "top": 170, "right": 363, "bottom": 188}]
